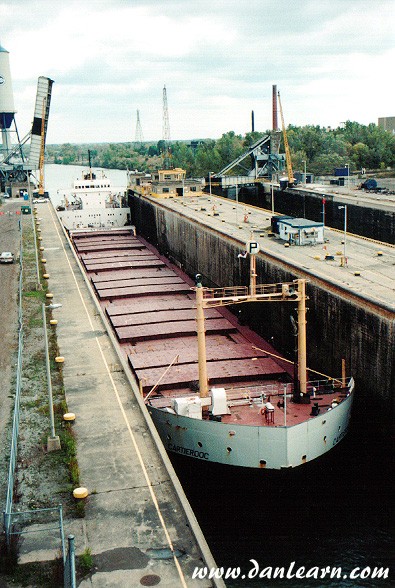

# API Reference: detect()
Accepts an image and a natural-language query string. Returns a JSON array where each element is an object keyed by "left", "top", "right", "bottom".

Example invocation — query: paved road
[{"left": 0, "top": 199, "right": 23, "bottom": 494}]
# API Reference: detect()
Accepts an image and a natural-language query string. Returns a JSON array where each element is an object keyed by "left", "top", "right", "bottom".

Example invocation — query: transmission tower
[
  {"left": 162, "top": 85, "right": 172, "bottom": 168},
  {"left": 134, "top": 109, "right": 144, "bottom": 147}
]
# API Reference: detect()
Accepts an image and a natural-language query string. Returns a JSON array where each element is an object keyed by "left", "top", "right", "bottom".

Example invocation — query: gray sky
[{"left": 1, "top": 0, "right": 394, "bottom": 144}]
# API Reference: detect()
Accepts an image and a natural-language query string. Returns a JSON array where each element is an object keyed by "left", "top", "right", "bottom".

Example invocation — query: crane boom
[
  {"left": 278, "top": 91, "right": 294, "bottom": 186},
  {"left": 38, "top": 97, "right": 46, "bottom": 196}
]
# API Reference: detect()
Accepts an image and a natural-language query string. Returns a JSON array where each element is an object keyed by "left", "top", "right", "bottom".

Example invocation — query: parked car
[
  {"left": 32, "top": 198, "right": 48, "bottom": 203},
  {"left": 0, "top": 252, "right": 15, "bottom": 264}
]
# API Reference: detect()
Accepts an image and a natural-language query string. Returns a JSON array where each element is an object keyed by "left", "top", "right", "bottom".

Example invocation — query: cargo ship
[{"left": 58, "top": 165, "right": 354, "bottom": 470}]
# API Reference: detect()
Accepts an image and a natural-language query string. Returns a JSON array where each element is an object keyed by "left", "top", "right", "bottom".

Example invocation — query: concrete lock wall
[
  {"left": 234, "top": 185, "right": 395, "bottom": 245},
  {"left": 129, "top": 194, "right": 395, "bottom": 433}
]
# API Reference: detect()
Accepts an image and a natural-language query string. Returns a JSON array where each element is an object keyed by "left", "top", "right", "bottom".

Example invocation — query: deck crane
[{"left": 277, "top": 91, "right": 295, "bottom": 187}]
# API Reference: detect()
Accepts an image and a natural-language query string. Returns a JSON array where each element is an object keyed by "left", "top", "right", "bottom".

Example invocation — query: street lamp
[
  {"left": 271, "top": 182, "right": 275, "bottom": 214},
  {"left": 345, "top": 163, "right": 349, "bottom": 191},
  {"left": 208, "top": 172, "right": 212, "bottom": 198},
  {"left": 338, "top": 205, "right": 347, "bottom": 267},
  {"left": 42, "top": 302, "right": 62, "bottom": 451},
  {"left": 302, "top": 160, "right": 307, "bottom": 186},
  {"left": 235, "top": 183, "right": 239, "bottom": 225}
]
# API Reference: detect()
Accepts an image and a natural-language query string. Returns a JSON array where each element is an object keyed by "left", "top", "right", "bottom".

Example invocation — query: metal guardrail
[
  {"left": 2, "top": 213, "right": 75, "bottom": 587},
  {"left": 3, "top": 218, "right": 24, "bottom": 544},
  {"left": 64, "top": 535, "right": 76, "bottom": 588},
  {"left": 5, "top": 505, "right": 65, "bottom": 559}
]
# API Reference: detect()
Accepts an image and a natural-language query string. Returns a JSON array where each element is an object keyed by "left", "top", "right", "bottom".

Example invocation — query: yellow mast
[
  {"left": 195, "top": 275, "right": 209, "bottom": 398},
  {"left": 195, "top": 246, "right": 309, "bottom": 402},
  {"left": 297, "top": 278, "right": 307, "bottom": 395}
]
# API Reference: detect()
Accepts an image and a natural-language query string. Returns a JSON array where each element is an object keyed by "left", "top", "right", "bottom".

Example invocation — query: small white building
[{"left": 277, "top": 217, "right": 324, "bottom": 245}]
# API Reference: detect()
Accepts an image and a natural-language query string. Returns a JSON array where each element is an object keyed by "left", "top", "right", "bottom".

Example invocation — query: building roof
[{"left": 279, "top": 217, "right": 323, "bottom": 229}]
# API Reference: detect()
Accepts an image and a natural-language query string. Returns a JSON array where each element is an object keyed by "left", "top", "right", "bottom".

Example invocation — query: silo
[{"left": 0, "top": 43, "right": 16, "bottom": 130}]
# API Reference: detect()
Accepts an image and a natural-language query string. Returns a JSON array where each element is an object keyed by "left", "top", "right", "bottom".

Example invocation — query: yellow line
[{"left": 47, "top": 205, "right": 187, "bottom": 587}]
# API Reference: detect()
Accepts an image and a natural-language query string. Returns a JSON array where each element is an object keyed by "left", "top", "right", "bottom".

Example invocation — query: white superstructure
[{"left": 57, "top": 168, "right": 130, "bottom": 230}]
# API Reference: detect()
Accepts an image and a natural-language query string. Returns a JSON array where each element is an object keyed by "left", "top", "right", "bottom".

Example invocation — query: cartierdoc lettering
[{"left": 168, "top": 444, "right": 209, "bottom": 460}]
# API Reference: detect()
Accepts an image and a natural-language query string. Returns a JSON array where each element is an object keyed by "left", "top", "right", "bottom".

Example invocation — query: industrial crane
[
  {"left": 277, "top": 91, "right": 295, "bottom": 187},
  {"left": 38, "top": 97, "right": 46, "bottom": 196}
]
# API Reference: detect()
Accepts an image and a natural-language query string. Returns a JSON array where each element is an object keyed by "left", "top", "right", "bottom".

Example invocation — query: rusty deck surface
[
  {"left": 83, "top": 258, "right": 165, "bottom": 272},
  {"left": 72, "top": 229, "right": 345, "bottom": 427}
]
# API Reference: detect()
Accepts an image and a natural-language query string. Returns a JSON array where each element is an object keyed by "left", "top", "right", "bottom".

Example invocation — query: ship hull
[
  {"left": 147, "top": 381, "right": 354, "bottom": 470},
  {"left": 65, "top": 223, "right": 355, "bottom": 472}
]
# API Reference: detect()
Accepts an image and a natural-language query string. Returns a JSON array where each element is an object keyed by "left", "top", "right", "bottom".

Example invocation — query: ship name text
[
  {"left": 168, "top": 444, "right": 209, "bottom": 460},
  {"left": 333, "top": 428, "right": 348, "bottom": 446}
]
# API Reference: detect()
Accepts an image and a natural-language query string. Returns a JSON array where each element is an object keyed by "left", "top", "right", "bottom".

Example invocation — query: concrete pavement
[{"left": 19, "top": 199, "right": 222, "bottom": 587}]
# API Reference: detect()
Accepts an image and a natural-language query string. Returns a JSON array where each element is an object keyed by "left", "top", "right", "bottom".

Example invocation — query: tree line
[{"left": 46, "top": 120, "right": 395, "bottom": 178}]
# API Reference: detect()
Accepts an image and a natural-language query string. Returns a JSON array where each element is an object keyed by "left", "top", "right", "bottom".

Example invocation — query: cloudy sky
[{"left": 1, "top": 0, "right": 394, "bottom": 144}]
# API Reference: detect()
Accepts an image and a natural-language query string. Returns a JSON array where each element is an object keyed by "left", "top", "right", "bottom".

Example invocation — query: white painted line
[{"left": 47, "top": 205, "right": 188, "bottom": 588}]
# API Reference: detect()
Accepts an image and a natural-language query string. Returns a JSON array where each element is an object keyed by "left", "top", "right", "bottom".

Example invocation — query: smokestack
[
  {"left": 251, "top": 110, "right": 255, "bottom": 133},
  {"left": 272, "top": 84, "right": 278, "bottom": 131}
]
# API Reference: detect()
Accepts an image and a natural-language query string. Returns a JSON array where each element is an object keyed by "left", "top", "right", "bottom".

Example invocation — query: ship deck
[{"left": 71, "top": 228, "right": 349, "bottom": 428}]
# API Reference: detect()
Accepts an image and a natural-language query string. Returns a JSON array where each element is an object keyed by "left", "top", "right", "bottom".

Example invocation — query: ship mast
[
  {"left": 88, "top": 149, "right": 93, "bottom": 180},
  {"left": 296, "top": 278, "right": 307, "bottom": 397},
  {"left": 195, "top": 242, "right": 308, "bottom": 401},
  {"left": 195, "top": 274, "right": 209, "bottom": 398}
]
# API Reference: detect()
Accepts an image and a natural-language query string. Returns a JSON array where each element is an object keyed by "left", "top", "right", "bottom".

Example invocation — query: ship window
[
  {"left": 302, "top": 455, "right": 306, "bottom": 462},
  {"left": 226, "top": 446, "right": 232, "bottom": 453},
  {"left": 323, "top": 436, "right": 327, "bottom": 443},
  {"left": 259, "top": 459, "right": 266, "bottom": 465},
  {"left": 322, "top": 420, "right": 326, "bottom": 425},
  {"left": 198, "top": 442, "right": 202, "bottom": 448}
]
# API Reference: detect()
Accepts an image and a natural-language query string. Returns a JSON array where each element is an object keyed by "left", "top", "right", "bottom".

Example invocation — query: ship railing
[
  {"left": 306, "top": 377, "right": 353, "bottom": 394},
  {"left": 203, "top": 286, "right": 248, "bottom": 300},
  {"left": 224, "top": 378, "right": 352, "bottom": 403},
  {"left": 202, "top": 282, "right": 290, "bottom": 302}
]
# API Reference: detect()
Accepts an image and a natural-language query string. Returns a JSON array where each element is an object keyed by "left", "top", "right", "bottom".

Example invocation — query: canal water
[
  {"left": 45, "top": 165, "right": 394, "bottom": 587},
  {"left": 170, "top": 419, "right": 394, "bottom": 587}
]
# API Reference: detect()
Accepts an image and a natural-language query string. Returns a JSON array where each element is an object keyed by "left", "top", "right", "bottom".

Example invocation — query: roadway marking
[{"left": 46, "top": 204, "right": 187, "bottom": 587}]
